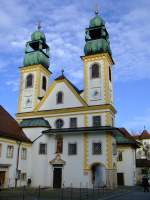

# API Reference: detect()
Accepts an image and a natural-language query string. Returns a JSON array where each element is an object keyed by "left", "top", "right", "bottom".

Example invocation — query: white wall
[
  {"left": 0, "top": 139, "right": 31, "bottom": 188},
  {"left": 40, "top": 82, "right": 83, "bottom": 111},
  {"left": 117, "top": 146, "right": 136, "bottom": 186}
]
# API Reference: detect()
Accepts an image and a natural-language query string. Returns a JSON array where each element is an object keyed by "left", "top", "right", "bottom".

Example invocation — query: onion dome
[
  {"left": 84, "top": 10, "right": 112, "bottom": 56},
  {"left": 23, "top": 23, "right": 50, "bottom": 69},
  {"left": 31, "top": 23, "right": 46, "bottom": 42},
  {"left": 90, "top": 11, "right": 105, "bottom": 28}
]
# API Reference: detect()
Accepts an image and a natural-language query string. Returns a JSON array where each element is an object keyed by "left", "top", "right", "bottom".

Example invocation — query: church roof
[
  {"left": 0, "top": 106, "right": 31, "bottom": 143},
  {"left": 20, "top": 117, "right": 50, "bottom": 128},
  {"left": 133, "top": 130, "right": 150, "bottom": 140},
  {"left": 43, "top": 126, "right": 116, "bottom": 135},
  {"left": 55, "top": 75, "right": 83, "bottom": 94},
  {"left": 116, "top": 128, "right": 139, "bottom": 147}
]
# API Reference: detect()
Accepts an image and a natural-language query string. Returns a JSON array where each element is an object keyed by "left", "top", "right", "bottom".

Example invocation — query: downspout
[{"left": 15, "top": 141, "right": 22, "bottom": 188}]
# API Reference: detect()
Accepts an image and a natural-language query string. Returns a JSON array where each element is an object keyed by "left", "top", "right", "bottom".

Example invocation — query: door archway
[{"left": 91, "top": 163, "right": 106, "bottom": 187}]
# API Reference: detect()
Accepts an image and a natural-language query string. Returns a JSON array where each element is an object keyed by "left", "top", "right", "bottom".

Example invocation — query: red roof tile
[
  {"left": 133, "top": 130, "right": 150, "bottom": 140},
  {"left": 140, "top": 130, "right": 150, "bottom": 139},
  {"left": 0, "top": 106, "right": 31, "bottom": 143}
]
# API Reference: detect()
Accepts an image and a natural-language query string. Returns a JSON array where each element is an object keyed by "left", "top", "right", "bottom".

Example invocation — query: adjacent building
[
  {"left": 0, "top": 106, "right": 31, "bottom": 188},
  {"left": 116, "top": 128, "right": 138, "bottom": 186},
  {"left": 134, "top": 130, "right": 150, "bottom": 184}
]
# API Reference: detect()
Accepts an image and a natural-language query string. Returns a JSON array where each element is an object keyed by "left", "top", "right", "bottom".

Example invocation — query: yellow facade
[{"left": 18, "top": 64, "right": 51, "bottom": 113}]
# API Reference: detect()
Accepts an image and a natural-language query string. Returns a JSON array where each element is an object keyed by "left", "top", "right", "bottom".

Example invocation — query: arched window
[
  {"left": 55, "top": 119, "right": 64, "bottom": 129},
  {"left": 42, "top": 76, "right": 47, "bottom": 91},
  {"left": 109, "top": 66, "right": 112, "bottom": 82},
  {"left": 56, "top": 91, "right": 63, "bottom": 104},
  {"left": 91, "top": 63, "right": 100, "bottom": 79},
  {"left": 26, "top": 74, "right": 33, "bottom": 88}
]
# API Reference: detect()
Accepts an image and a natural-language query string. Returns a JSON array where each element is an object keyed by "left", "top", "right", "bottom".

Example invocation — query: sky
[{"left": 0, "top": 0, "right": 150, "bottom": 133}]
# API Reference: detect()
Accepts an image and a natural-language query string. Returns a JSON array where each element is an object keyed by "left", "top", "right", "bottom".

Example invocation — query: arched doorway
[{"left": 91, "top": 163, "right": 106, "bottom": 187}]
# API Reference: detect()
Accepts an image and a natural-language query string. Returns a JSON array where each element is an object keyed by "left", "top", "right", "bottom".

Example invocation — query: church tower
[
  {"left": 82, "top": 10, "right": 114, "bottom": 107},
  {"left": 18, "top": 24, "right": 51, "bottom": 113}
]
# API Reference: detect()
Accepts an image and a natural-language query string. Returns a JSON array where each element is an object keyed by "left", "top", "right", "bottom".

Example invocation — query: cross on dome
[
  {"left": 61, "top": 68, "right": 64, "bottom": 76},
  {"left": 37, "top": 21, "right": 42, "bottom": 30},
  {"left": 95, "top": 2, "right": 100, "bottom": 15}
]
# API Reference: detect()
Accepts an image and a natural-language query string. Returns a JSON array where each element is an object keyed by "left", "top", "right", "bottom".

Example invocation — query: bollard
[
  {"left": 22, "top": 185, "right": 25, "bottom": 200},
  {"left": 70, "top": 183, "right": 73, "bottom": 200},
  {"left": 86, "top": 183, "right": 88, "bottom": 200},
  {"left": 38, "top": 185, "right": 41, "bottom": 199},
  {"left": 79, "top": 182, "right": 82, "bottom": 200},
  {"left": 93, "top": 183, "right": 95, "bottom": 200},
  {"left": 61, "top": 183, "right": 64, "bottom": 200}
]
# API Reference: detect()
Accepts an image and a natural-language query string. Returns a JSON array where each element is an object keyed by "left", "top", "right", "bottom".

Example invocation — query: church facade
[{"left": 14, "top": 10, "right": 136, "bottom": 188}]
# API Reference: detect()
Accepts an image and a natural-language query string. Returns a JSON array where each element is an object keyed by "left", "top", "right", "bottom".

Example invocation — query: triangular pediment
[{"left": 34, "top": 77, "right": 87, "bottom": 111}]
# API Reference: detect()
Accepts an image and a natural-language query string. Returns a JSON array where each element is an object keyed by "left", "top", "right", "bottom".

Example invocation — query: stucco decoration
[{"left": 50, "top": 154, "right": 66, "bottom": 165}]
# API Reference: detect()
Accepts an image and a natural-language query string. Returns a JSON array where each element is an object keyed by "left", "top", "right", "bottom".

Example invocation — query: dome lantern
[
  {"left": 23, "top": 23, "right": 50, "bottom": 69},
  {"left": 84, "top": 10, "right": 112, "bottom": 56}
]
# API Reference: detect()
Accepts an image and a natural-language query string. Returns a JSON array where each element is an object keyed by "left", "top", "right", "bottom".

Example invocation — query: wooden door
[
  {"left": 117, "top": 173, "right": 124, "bottom": 185},
  {"left": 0, "top": 171, "right": 5, "bottom": 187},
  {"left": 53, "top": 168, "right": 62, "bottom": 188}
]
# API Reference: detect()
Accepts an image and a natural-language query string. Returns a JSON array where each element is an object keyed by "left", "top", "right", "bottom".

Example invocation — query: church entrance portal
[
  {"left": 53, "top": 167, "right": 62, "bottom": 188},
  {"left": 91, "top": 163, "right": 106, "bottom": 187}
]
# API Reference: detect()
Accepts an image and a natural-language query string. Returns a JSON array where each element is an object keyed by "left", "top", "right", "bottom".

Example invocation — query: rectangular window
[
  {"left": 56, "top": 137, "right": 63, "bottom": 153},
  {"left": 92, "top": 142, "right": 102, "bottom": 155},
  {"left": 39, "top": 143, "right": 47, "bottom": 155},
  {"left": 21, "top": 148, "right": 27, "bottom": 160},
  {"left": 68, "top": 143, "right": 77, "bottom": 155},
  {"left": 7, "top": 145, "right": 14, "bottom": 158},
  {"left": 0, "top": 143, "right": 2, "bottom": 157},
  {"left": 112, "top": 143, "right": 117, "bottom": 155},
  {"left": 21, "top": 173, "right": 27, "bottom": 181},
  {"left": 70, "top": 118, "right": 77, "bottom": 128},
  {"left": 93, "top": 116, "right": 101, "bottom": 127},
  {"left": 117, "top": 151, "right": 123, "bottom": 161}
]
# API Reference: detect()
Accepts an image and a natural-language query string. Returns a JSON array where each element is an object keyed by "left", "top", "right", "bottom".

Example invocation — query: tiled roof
[
  {"left": 20, "top": 117, "right": 50, "bottom": 128},
  {"left": 0, "top": 106, "right": 31, "bottom": 143},
  {"left": 133, "top": 130, "right": 150, "bottom": 140},
  {"left": 140, "top": 130, "right": 150, "bottom": 139}
]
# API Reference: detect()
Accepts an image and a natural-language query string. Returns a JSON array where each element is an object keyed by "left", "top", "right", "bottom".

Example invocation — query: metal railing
[{"left": 0, "top": 183, "right": 113, "bottom": 200}]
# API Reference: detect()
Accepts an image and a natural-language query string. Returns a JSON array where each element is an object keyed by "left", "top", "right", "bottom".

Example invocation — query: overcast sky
[{"left": 0, "top": 0, "right": 150, "bottom": 133}]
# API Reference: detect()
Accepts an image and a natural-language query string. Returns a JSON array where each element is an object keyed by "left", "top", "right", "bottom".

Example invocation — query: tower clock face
[
  {"left": 24, "top": 96, "right": 32, "bottom": 108},
  {"left": 90, "top": 88, "right": 101, "bottom": 100},
  {"left": 93, "top": 90, "right": 99, "bottom": 97}
]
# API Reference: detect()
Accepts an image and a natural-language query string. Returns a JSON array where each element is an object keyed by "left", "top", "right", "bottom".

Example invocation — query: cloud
[
  {"left": 108, "top": 3, "right": 150, "bottom": 82},
  {"left": 6, "top": 79, "right": 19, "bottom": 92}
]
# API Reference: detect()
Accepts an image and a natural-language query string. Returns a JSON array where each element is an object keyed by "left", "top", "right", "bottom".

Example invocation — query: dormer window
[
  {"left": 91, "top": 63, "right": 100, "bottom": 79},
  {"left": 42, "top": 76, "right": 47, "bottom": 91},
  {"left": 56, "top": 91, "right": 63, "bottom": 104},
  {"left": 26, "top": 74, "right": 33, "bottom": 88}
]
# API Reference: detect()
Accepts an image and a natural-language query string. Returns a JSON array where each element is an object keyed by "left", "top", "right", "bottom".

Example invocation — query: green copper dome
[
  {"left": 23, "top": 24, "right": 50, "bottom": 69},
  {"left": 84, "top": 39, "right": 111, "bottom": 55},
  {"left": 90, "top": 14, "right": 104, "bottom": 28},
  {"left": 31, "top": 30, "right": 46, "bottom": 42},
  {"left": 84, "top": 10, "right": 112, "bottom": 56}
]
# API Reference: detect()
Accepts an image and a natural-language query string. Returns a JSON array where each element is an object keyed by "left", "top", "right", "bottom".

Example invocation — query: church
[{"left": 0, "top": 9, "right": 138, "bottom": 189}]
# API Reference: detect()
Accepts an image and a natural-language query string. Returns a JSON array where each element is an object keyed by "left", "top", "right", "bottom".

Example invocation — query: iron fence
[{"left": 0, "top": 184, "right": 113, "bottom": 200}]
